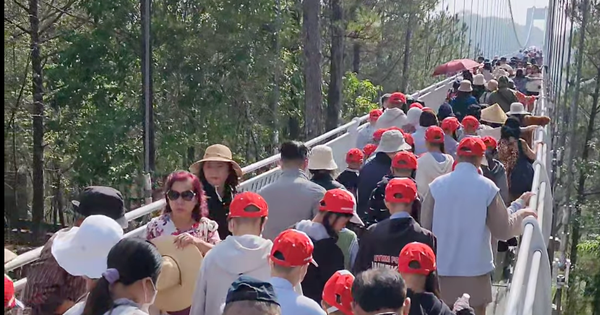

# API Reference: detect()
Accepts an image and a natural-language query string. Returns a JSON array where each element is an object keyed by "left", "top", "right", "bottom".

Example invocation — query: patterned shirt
[
  {"left": 21, "top": 230, "right": 87, "bottom": 315},
  {"left": 145, "top": 213, "right": 221, "bottom": 244}
]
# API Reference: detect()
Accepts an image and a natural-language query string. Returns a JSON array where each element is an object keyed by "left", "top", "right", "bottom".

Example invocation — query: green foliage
[{"left": 342, "top": 72, "right": 381, "bottom": 120}]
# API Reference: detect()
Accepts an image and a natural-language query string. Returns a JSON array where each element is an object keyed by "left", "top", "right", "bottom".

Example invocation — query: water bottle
[{"left": 453, "top": 293, "right": 471, "bottom": 312}]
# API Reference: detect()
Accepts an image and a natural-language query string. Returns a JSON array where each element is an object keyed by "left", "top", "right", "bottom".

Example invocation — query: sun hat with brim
[
  {"left": 375, "top": 130, "right": 411, "bottom": 154},
  {"left": 189, "top": 144, "right": 243, "bottom": 178},
  {"left": 51, "top": 215, "right": 124, "bottom": 279},
  {"left": 473, "top": 74, "right": 486, "bottom": 86},
  {"left": 486, "top": 80, "right": 498, "bottom": 91},
  {"left": 457, "top": 80, "right": 473, "bottom": 92},
  {"left": 4, "top": 249, "right": 17, "bottom": 264},
  {"left": 480, "top": 104, "right": 508, "bottom": 124},
  {"left": 151, "top": 235, "right": 203, "bottom": 312},
  {"left": 307, "top": 145, "right": 338, "bottom": 171},
  {"left": 506, "top": 102, "right": 530, "bottom": 115}
]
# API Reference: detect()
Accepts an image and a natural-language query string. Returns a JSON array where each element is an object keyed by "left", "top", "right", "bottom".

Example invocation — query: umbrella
[{"left": 432, "top": 59, "right": 481, "bottom": 76}]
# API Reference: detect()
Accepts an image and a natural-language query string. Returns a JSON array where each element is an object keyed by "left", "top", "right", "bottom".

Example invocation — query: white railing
[
  {"left": 5, "top": 75, "right": 458, "bottom": 291},
  {"left": 503, "top": 69, "right": 554, "bottom": 315}
]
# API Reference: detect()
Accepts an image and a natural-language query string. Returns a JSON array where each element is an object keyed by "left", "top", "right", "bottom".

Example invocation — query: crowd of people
[{"left": 4, "top": 51, "right": 550, "bottom": 315}]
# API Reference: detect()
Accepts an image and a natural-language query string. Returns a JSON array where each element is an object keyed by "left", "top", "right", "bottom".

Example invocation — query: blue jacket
[
  {"left": 450, "top": 96, "right": 478, "bottom": 121},
  {"left": 357, "top": 152, "right": 392, "bottom": 219}
]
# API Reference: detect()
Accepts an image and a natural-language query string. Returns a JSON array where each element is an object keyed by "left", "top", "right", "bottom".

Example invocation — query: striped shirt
[{"left": 21, "top": 229, "right": 86, "bottom": 315}]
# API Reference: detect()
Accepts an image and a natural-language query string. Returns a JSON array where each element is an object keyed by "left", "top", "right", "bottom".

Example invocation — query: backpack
[{"left": 508, "top": 141, "right": 534, "bottom": 196}]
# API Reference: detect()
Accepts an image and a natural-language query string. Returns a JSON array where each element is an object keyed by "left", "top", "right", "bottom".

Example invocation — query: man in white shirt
[{"left": 269, "top": 230, "right": 326, "bottom": 315}]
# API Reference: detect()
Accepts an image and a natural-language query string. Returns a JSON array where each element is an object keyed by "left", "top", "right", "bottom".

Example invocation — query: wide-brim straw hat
[
  {"left": 480, "top": 104, "right": 508, "bottom": 125},
  {"left": 307, "top": 145, "right": 338, "bottom": 170},
  {"left": 4, "top": 248, "right": 17, "bottom": 264},
  {"left": 506, "top": 102, "right": 530, "bottom": 115},
  {"left": 457, "top": 80, "right": 473, "bottom": 92},
  {"left": 151, "top": 235, "right": 203, "bottom": 312},
  {"left": 375, "top": 130, "right": 411, "bottom": 153},
  {"left": 189, "top": 144, "right": 242, "bottom": 177}
]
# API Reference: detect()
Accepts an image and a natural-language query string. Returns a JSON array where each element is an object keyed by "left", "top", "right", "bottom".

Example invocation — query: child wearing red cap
[
  {"left": 191, "top": 192, "right": 273, "bottom": 315},
  {"left": 336, "top": 149, "right": 364, "bottom": 196},
  {"left": 480, "top": 136, "right": 509, "bottom": 205},
  {"left": 321, "top": 270, "right": 354, "bottom": 315},
  {"left": 460, "top": 115, "right": 481, "bottom": 139},
  {"left": 441, "top": 117, "right": 461, "bottom": 158},
  {"left": 420, "top": 137, "right": 537, "bottom": 314},
  {"left": 367, "top": 151, "right": 419, "bottom": 226},
  {"left": 362, "top": 144, "right": 377, "bottom": 161},
  {"left": 375, "top": 92, "right": 409, "bottom": 130},
  {"left": 353, "top": 178, "right": 436, "bottom": 275},
  {"left": 356, "top": 109, "right": 383, "bottom": 149},
  {"left": 268, "top": 230, "right": 326, "bottom": 315},
  {"left": 415, "top": 126, "right": 454, "bottom": 197},
  {"left": 292, "top": 189, "right": 362, "bottom": 304},
  {"left": 398, "top": 242, "right": 475, "bottom": 315}
]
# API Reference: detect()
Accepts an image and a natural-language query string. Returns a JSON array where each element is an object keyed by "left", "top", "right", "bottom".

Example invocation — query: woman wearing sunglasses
[{"left": 146, "top": 171, "right": 220, "bottom": 255}]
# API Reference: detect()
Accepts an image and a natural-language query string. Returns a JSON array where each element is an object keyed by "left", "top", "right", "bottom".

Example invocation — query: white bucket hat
[
  {"left": 506, "top": 102, "right": 530, "bottom": 115},
  {"left": 51, "top": 215, "right": 124, "bottom": 279},
  {"left": 308, "top": 145, "right": 338, "bottom": 170},
  {"left": 458, "top": 80, "right": 473, "bottom": 92},
  {"left": 375, "top": 130, "right": 411, "bottom": 153},
  {"left": 473, "top": 74, "right": 486, "bottom": 86}
]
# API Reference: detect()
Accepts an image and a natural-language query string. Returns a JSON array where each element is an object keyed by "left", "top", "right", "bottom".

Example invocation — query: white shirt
[
  {"left": 269, "top": 277, "right": 326, "bottom": 315},
  {"left": 412, "top": 126, "right": 428, "bottom": 155}
]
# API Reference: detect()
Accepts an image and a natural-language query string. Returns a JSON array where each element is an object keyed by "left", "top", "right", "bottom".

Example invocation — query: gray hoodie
[
  {"left": 483, "top": 159, "right": 509, "bottom": 205},
  {"left": 190, "top": 235, "right": 273, "bottom": 315},
  {"left": 375, "top": 108, "right": 408, "bottom": 130}
]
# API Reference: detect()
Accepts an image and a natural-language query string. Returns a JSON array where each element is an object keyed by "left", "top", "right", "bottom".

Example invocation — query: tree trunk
[
  {"left": 302, "top": 0, "right": 324, "bottom": 138},
  {"left": 569, "top": 67, "right": 600, "bottom": 267},
  {"left": 400, "top": 10, "right": 414, "bottom": 92},
  {"left": 326, "top": 0, "right": 344, "bottom": 131},
  {"left": 29, "top": 0, "right": 45, "bottom": 238},
  {"left": 352, "top": 42, "right": 360, "bottom": 74}
]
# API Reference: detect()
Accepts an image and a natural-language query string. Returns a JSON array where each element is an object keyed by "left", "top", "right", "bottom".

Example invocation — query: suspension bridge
[{"left": 5, "top": 0, "right": 588, "bottom": 314}]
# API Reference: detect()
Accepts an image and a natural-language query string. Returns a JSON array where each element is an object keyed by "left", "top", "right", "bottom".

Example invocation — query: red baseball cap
[
  {"left": 228, "top": 192, "right": 269, "bottom": 218},
  {"left": 388, "top": 92, "right": 407, "bottom": 105},
  {"left": 4, "top": 275, "right": 22, "bottom": 309},
  {"left": 482, "top": 136, "right": 497, "bottom": 150},
  {"left": 425, "top": 126, "right": 445, "bottom": 144},
  {"left": 409, "top": 102, "right": 424, "bottom": 109},
  {"left": 404, "top": 133, "right": 414, "bottom": 147},
  {"left": 322, "top": 270, "right": 355, "bottom": 315},
  {"left": 441, "top": 117, "right": 460, "bottom": 133},
  {"left": 373, "top": 128, "right": 388, "bottom": 142},
  {"left": 457, "top": 137, "right": 486, "bottom": 157},
  {"left": 398, "top": 242, "right": 436, "bottom": 275},
  {"left": 319, "top": 189, "right": 364, "bottom": 226},
  {"left": 363, "top": 144, "right": 377, "bottom": 157},
  {"left": 346, "top": 148, "right": 364, "bottom": 164},
  {"left": 369, "top": 109, "right": 383, "bottom": 121},
  {"left": 385, "top": 178, "right": 418, "bottom": 204},
  {"left": 391, "top": 151, "right": 418, "bottom": 170},
  {"left": 462, "top": 115, "right": 480, "bottom": 130},
  {"left": 270, "top": 230, "right": 318, "bottom": 267}
]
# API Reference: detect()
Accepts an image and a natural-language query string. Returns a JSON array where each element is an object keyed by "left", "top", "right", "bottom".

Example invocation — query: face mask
[{"left": 141, "top": 278, "right": 158, "bottom": 311}]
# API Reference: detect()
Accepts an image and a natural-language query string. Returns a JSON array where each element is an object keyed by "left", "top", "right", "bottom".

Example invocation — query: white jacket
[
  {"left": 189, "top": 235, "right": 273, "bottom": 315},
  {"left": 415, "top": 152, "right": 454, "bottom": 197},
  {"left": 375, "top": 108, "right": 408, "bottom": 130}
]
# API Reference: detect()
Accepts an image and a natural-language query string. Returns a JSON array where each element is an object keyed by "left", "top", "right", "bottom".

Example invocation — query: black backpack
[{"left": 509, "top": 141, "right": 535, "bottom": 196}]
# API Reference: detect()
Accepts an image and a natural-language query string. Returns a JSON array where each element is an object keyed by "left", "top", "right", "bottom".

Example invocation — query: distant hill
[{"left": 458, "top": 11, "right": 545, "bottom": 57}]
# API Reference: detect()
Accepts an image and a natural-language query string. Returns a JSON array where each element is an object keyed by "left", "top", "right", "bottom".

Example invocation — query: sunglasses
[{"left": 166, "top": 190, "right": 196, "bottom": 201}]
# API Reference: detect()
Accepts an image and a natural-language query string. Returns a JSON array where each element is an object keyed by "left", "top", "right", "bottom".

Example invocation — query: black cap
[
  {"left": 72, "top": 186, "right": 128, "bottom": 228},
  {"left": 225, "top": 275, "right": 280, "bottom": 306}
]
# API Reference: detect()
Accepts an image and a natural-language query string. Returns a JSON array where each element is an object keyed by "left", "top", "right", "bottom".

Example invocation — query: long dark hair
[
  {"left": 82, "top": 238, "right": 162, "bottom": 315},
  {"left": 425, "top": 271, "right": 442, "bottom": 299},
  {"left": 197, "top": 163, "right": 239, "bottom": 195},
  {"left": 322, "top": 212, "right": 353, "bottom": 241},
  {"left": 162, "top": 171, "right": 208, "bottom": 221}
]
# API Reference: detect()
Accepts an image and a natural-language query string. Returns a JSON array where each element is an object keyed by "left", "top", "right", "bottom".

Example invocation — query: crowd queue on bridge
[{"left": 4, "top": 48, "right": 549, "bottom": 315}]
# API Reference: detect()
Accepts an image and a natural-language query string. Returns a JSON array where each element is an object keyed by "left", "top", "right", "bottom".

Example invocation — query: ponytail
[
  {"left": 425, "top": 271, "right": 442, "bottom": 299},
  {"left": 82, "top": 277, "right": 113, "bottom": 315}
]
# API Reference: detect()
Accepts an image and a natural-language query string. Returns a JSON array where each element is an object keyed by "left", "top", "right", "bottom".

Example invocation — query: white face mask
[{"left": 141, "top": 279, "right": 158, "bottom": 311}]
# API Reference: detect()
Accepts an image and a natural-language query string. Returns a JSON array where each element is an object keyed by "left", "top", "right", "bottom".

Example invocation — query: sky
[{"left": 436, "top": 0, "right": 550, "bottom": 30}]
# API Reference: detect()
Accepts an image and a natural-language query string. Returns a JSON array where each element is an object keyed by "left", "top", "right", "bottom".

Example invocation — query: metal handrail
[
  {"left": 5, "top": 74, "right": 458, "bottom": 289},
  {"left": 503, "top": 68, "right": 554, "bottom": 315}
]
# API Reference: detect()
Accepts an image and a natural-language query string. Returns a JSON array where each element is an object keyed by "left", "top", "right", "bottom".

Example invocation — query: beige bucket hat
[
  {"left": 307, "top": 145, "right": 338, "bottom": 171},
  {"left": 189, "top": 144, "right": 243, "bottom": 177},
  {"left": 458, "top": 80, "right": 473, "bottom": 92}
]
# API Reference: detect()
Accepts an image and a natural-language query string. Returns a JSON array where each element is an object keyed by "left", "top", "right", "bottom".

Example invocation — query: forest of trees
[{"left": 3, "top": 0, "right": 600, "bottom": 313}]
